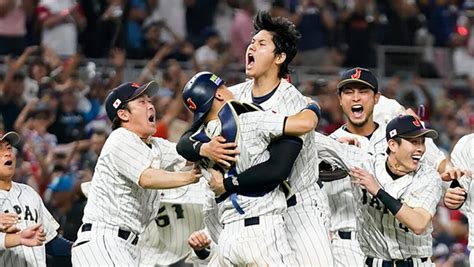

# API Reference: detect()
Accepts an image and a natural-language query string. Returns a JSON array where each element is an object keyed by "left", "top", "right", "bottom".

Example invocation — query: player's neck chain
[{"left": 385, "top": 159, "right": 411, "bottom": 179}]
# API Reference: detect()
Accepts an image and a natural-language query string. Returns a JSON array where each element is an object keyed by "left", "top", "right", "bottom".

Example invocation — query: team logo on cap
[
  {"left": 351, "top": 68, "right": 361, "bottom": 79},
  {"left": 113, "top": 99, "right": 122, "bottom": 109},
  {"left": 210, "top": 74, "right": 222, "bottom": 86},
  {"left": 389, "top": 129, "right": 397, "bottom": 138},
  {"left": 412, "top": 117, "right": 422, "bottom": 127},
  {"left": 131, "top": 83, "right": 140, "bottom": 88},
  {"left": 187, "top": 97, "right": 197, "bottom": 111}
]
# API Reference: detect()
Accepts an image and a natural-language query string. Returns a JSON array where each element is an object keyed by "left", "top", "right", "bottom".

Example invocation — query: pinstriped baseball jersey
[
  {"left": 229, "top": 79, "right": 334, "bottom": 266},
  {"left": 230, "top": 79, "right": 318, "bottom": 192},
  {"left": 315, "top": 133, "right": 443, "bottom": 259},
  {"left": 139, "top": 180, "right": 207, "bottom": 266},
  {"left": 324, "top": 125, "right": 386, "bottom": 232},
  {"left": 199, "top": 110, "right": 288, "bottom": 224},
  {"left": 0, "top": 182, "right": 59, "bottom": 267},
  {"left": 449, "top": 134, "right": 474, "bottom": 250},
  {"left": 82, "top": 127, "right": 187, "bottom": 235}
]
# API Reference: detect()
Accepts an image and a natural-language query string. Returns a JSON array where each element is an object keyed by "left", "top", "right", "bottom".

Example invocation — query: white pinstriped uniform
[
  {"left": 449, "top": 134, "right": 474, "bottom": 266},
  {"left": 324, "top": 126, "right": 386, "bottom": 267},
  {"left": 315, "top": 133, "right": 442, "bottom": 266},
  {"left": 71, "top": 127, "right": 187, "bottom": 266},
  {"left": 0, "top": 183, "right": 59, "bottom": 267},
  {"left": 373, "top": 95, "right": 406, "bottom": 125},
  {"left": 198, "top": 108, "right": 296, "bottom": 266},
  {"left": 230, "top": 79, "right": 333, "bottom": 266},
  {"left": 139, "top": 180, "right": 207, "bottom": 266}
]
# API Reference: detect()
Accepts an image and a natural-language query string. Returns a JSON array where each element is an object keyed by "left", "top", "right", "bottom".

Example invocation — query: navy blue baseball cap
[
  {"left": 0, "top": 131, "right": 20, "bottom": 146},
  {"left": 337, "top": 67, "right": 378, "bottom": 93},
  {"left": 182, "top": 72, "right": 225, "bottom": 123},
  {"left": 105, "top": 81, "right": 159, "bottom": 122},
  {"left": 386, "top": 115, "right": 438, "bottom": 140}
]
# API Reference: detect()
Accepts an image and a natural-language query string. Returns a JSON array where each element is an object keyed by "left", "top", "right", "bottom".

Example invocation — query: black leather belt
[
  {"left": 338, "top": 231, "right": 353, "bottom": 240},
  {"left": 244, "top": 217, "right": 259, "bottom": 226},
  {"left": 365, "top": 256, "right": 428, "bottom": 267},
  {"left": 81, "top": 223, "right": 139, "bottom": 245}
]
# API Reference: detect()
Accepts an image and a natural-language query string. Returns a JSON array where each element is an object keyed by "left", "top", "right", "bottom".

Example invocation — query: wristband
[
  {"left": 446, "top": 179, "right": 467, "bottom": 210},
  {"left": 194, "top": 247, "right": 211, "bottom": 260},
  {"left": 303, "top": 103, "right": 321, "bottom": 120},
  {"left": 223, "top": 175, "right": 238, "bottom": 193},
  {"left": 375, "top": 189, "right": 402, "bottom": 215}
]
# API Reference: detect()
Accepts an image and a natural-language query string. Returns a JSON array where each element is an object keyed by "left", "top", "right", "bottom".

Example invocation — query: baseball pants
[
  {"left": 217, "top": 214, "right": 296, "bottom": 266},
  {"left": 331, "top": 231, "right": 364, "bottom": 267},
  {"left": 71, "top": 222, "right": 140, "bottom": 266},
  {"left": 285, "top": 185, "right": 335, "bottom": 266}
]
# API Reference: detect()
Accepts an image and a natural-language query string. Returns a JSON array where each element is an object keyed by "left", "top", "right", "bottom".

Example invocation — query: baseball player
[
  {"left": 322, "top": 67, "right": 450, "bottom": 266},
  {"left": 71, "top": 81, "right": 201, "bottom": 266},
  {"left": 177, "top": 11, "right": 333, "bottom": 266},
  {"left": 442, "top": 134, "right": 474, "bottom": 265},
  {"left": 0, "top": 131, "right": 73, "bottom": 266},
  {"left": 180, "top": 71, "right": 321, "bottom": 266},
  {"left": 317, "top": 115, "right": 443, "bottom": 266}
]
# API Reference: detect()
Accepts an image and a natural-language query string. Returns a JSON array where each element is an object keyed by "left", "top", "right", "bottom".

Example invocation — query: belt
[
  {"left": 287, "top": 195, "right": 297, "bottom": 207},
  {"left": 338, "top": 231, "right": 354, "bottom": 240},
  {"left": 81, "top": 223, "right": 139, "bottom": 245},
  {"left": 365, "top": 257, "right": 428, "bottom": 267},
  {"left": 244, "top": 217, "right": 260, "bottom": 226}
]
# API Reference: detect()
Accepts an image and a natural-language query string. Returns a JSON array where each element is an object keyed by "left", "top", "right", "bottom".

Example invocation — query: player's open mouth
[
  {"left": 411, "top": 155, "right": 422, "bottom": 162},
  {"left": 246, "top": 53, "right": 255, "bottom": 69},
  {"left": 4, "top": 160, "right": 12, "bottom": 166},
  {"left": 148, "top": 114, "right": 155, "bottom": 123},
  {"left": 351, "top": 105, "right": 364, "bottom": 119}
]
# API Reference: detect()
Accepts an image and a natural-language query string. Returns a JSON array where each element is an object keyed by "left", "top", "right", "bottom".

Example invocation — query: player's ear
[
  {"left": 117, "top": 109, "right": 129, "bottom": 122},
  {"left": 374, "top": 92, "right": 381, "bottom": 104},
  {"left": 275, "top": 52, "right": 286, "bottom": 65}
]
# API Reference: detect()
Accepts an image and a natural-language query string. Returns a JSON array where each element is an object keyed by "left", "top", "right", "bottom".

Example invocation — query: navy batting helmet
[{"left": 182, "top": 71, "right": 225, "bottom": 123}]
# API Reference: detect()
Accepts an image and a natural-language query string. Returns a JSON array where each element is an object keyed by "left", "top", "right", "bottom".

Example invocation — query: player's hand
[
  {"left": 440, "top": 167, "right": 467, "bottom": 181},
  {"left": 336, "top": 136, "right": 361, "bottom": 147},
  {"left": 19, "top": 224, "right": 46, "bottom": 247},
  {"left": 349, "top": 167, "right": 380, "bottom": 195},
  {"left": 444, "top": 187, "right": 467, "bottom": 209},
  {"left": 188, "top": 230, "right": 211, "bottom": 251},
  {"left": 186, "top": 165, "right": 202, "bottom": 184},
  {"left": 200, "top": 136, "right": 239, "bottom": 167},
  {"left": 0, "top": 213, "right": 20, "bottom": 232},
  {"left": 208, "top": 169, "right": 226, "bottom": 196}
]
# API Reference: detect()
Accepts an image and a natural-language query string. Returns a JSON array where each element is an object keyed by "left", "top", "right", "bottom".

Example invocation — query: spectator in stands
[
  {"left": 36, "top": 0, "right": 86, "bottom": 57},
  {"left": 184, "top": 0, "right": 218, "bottom": 48},
  {"left": 0, "top": 72, "right": 26, "bottom": 132},
  {"left": 230, "top": 0, "right": 255, "bottom": 65},
  {"left": 195, "top": 27, "right": 229, "bottom": 72},
  {"left": 123, "top": 0, "right": 157, "bottom": 59},
  {"left": 0, "top": 0, "right": 29, "bottom": 55}
]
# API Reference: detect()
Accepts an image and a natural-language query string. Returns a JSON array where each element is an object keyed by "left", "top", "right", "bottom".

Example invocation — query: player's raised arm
[
  {"left": 282, "top": 102, "right": 320, "bottom": 136},
  {"left": 139, "top": 165, "right": 202, "bottom": 189}
]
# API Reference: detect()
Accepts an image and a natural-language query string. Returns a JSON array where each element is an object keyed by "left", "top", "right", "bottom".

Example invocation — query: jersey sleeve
[
  {"left": 314, "top": 132, "right": 367, "bottom": 171},
  {"left": 36, "top": 191, "right": 59, "bottom": 243},
  {"left": 108, "top": 130, "right": 154, "bottom": 185},
  {"left": 153, "top": 138, "right": 187, "bottom": 172},
  {"left": 403, "top": 170, "right": 443, "bottom": 216}
]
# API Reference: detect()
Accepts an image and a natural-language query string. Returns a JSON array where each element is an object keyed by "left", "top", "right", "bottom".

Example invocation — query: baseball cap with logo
[
  {"left": 182, "top": 71, "right": 225, "bottom": 123},
  {"left": 0, "top": 132, "right": 20, "bottom": 146},
  {"left": 105, "top": 81, "right": 159, "bottom": 122},
  {"left": 386, "top": 115, "right": 438, "bottom": 141},
  {"left": 337, "top": 67, "right": 378, "bottom": 93}
]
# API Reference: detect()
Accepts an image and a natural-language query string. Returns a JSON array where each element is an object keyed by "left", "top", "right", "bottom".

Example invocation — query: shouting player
[
  {"left": 71, "top": 81, "right": 201, "bottom": 266},
  {"left": 0, "top": 131, "right": 73, "bottom": 266},
  {"left": 177, "top": 11, "right": 333, "bottom": 266}
]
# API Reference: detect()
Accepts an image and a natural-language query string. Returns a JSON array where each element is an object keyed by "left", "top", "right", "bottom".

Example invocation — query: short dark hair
[
  {"left": 253, "top": 11, "right": 301, "bottom": 79},
  {"left": 111, "top": 104, "right": 130, "bottom": 130},
  {"left": 386, "top": 137, "right": 402, "bottom": 154}
]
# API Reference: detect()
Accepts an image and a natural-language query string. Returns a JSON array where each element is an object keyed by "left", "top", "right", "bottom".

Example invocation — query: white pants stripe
[
  {"left": 217, "top": 215, "right": 296, "bottom": 266},
  {"left": 284, "top": 189, "right": 334, "bottom": 266},
  {"left": 71, "top": 222, "right": 140, "bottom": 266},
  {"left": 331, "top": 232, "right": 364, "bottom": 267}
]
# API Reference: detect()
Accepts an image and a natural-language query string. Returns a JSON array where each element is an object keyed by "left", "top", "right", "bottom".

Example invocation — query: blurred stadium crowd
[{"left": 1, "top": 0, "right": 474, "bottom": 266}]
